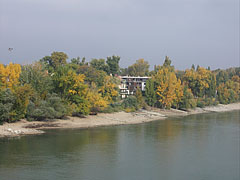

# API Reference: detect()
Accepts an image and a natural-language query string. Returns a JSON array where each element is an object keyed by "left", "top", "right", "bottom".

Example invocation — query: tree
[
  {"left": 106, "top": 55, "right": 120, "bottom": 75},
  {"left": 121, "top": 96, "right": 139, "bottom": 111},
  {"left": 51, "top": 52, "right": 68, "bottom": 68},
  {"left": 145, "top": 79, "right": 156, "bottom": 106},
  {"left": 77, "top": 66, "right": 107, "bottom": 87},
  {"left": 90, "top": 58, "right": 109, "bottom": 73},
  {"left": 191, "top": 64, "right": 195, "bottom": 70},
  {"left": 0, "top": 89, "right": 18, "bottom": 123},
  {"left": 184, "top": 67, "right": 211, "bottom": 97},
  {"left": 153, "top": 67, "right": 183, "bottom": 109},
  {"left": 99, "top": 76, "right": 118, "bottom": 103},
  {"left": 206, "top": 73, "right": 216, "bottom": 97},
  {"left": 0, "top": 63, "right": 21, "bottom": 90},
  {"left": 127, "top": 59, "right": 150, "bottom": 76},
  {"left": 40, "top": 52, "right": 68, "bottom": 71},
  {"left": 179, "top": 86, "right": 196, "bottom": 109},
  {"left": 70, "top": 57, "right": 87, "bottom": 66},
  {"left": 216, "top": 70, "right": 229, "bottom": 86},
  {"left": 52, "top": 66, "right": 90, "bottom": 115},
  {"left": 27, "top": 93, "right": 67, "bottom": 121},
  {"left": 19, "top": 62, "right": 53, "bottom": 99},
  {"left": 163, "top": 56, "right": 174, "bottom": 71},
  {"left": 86, "top": 84, "right": 108, "bottom": 113},
  {"left": 135, "top": 88, "right": 144, "bottom": 108},
  {"left": 13, "top": 84, "right": 34, "bottom": 119}
]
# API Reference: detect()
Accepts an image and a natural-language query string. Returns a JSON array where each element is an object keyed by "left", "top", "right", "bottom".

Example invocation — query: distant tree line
[{"left": 0, "top": 52, "right": 239, "bottom": 124}]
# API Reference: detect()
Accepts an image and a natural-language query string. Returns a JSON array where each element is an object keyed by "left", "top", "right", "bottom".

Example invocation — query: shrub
[
  {"left": 179, "top": 87, "right": 196, "bottom": 109},
  {"left": 121, "top": 96, "right": 139, "bottom": 111},
  {"left": 0, "top": 89, "right": 20, "bottom": 123},
  {"left": 196, "top": 98, "right": 205, "bottom": 108},
  {"left": 26, "top": 94, "right": 67, "bottom": 121},
  {"left": 99, "top": 102, "right": 122, "bottom": 113}
]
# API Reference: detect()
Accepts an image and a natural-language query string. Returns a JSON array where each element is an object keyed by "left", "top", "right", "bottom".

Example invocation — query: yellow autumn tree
[
  {"left": 99, "top": 76, "right": 118, "bottom": 103},
  {"left": 87, "top": 84, "right": 108, "bottom": 113},
  {"left": 0, "top": 63, "right": 21, "bottom": 89},
  {"left": 184, "top": 67, "right": 211, "bottom": 97},
  {"left": 153, "top": 67, "right": 183, "bottom": 109}
]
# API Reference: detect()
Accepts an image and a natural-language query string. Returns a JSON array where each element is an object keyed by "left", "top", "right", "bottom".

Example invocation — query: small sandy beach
[{"left": 0, "top": 102, "right": 239, "bottom": 138}]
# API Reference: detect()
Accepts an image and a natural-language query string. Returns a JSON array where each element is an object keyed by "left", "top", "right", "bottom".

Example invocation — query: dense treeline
[{"left": 0, "top": 52, "right": 239, "bottom": 124}]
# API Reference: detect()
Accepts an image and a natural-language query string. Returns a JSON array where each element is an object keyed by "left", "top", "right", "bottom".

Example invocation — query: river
[{"left": 0, "top": 110, "right": 239, "bottom": 180}]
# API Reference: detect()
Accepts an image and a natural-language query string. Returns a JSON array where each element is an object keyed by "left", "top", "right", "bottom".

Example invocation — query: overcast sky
[{"left": 0, "top": 0, "right": 239, "bottom": 70}]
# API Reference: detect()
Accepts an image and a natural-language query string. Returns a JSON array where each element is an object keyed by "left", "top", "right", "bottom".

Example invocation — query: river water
[{"left": 0, "top": 111, "right": 239, "bottom": 180}]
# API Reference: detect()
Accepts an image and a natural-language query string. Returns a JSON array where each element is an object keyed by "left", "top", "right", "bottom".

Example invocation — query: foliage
[
  {"left": 77, "top": 66, "right": 107, "bottom": 87},
  {"left": 26, "top": 94, "right": 67, "bottom": 121},
  {"left": 99, "top": 76, "right": 119, "bottom": 103},
  {"left": 0, "top": 84, "right": 34, "bottom": 123},
  {"left": 13, "top": 84, "right": 34, "bottom": 119},
  {"left": 52, "top": 66, "right": 87, "bottom": 99},
  {"left": 179, "top": 86, "right": 196, "bottom": 109},
  {"left": 19, "top": 62, "right": 53, "bottom": 99},
  {"left": 100, "top": 102, "right": 122, "bottom": 113},
  {"left": 70, "top": 57, "right": 87, "bottom": 66},
  {"left": 184, "top": 67, "right": 212, "bottom": 97},
  {"left": 40, "top": 52, "right": 68, "bottom": 71},
  {"left": 217, "top": 80, "right": 239, "bottom": 104},
  {"left": 121, "top": 96, "right": 139, "bottom": 111},
  {"left": 86, "top": 85, "right": 108, "bottom": 112},
  {"left": 1, "top": 51, "right": 239, "bottom": 124},
  {"left": 0, "top": 89, "right": 19, "bottom": 123},
  {"left": 135, "top": 88, "right": 144, "bottom": 108},
  {"left": 106, "top": 55, "right": 120, "bottom": 75},
  {"left": 153, "top": 67, "right": 183, "bottom": 109},
  {"left": 145, "top": 79, "right": 156, "bottom": 107},
  {"left": 163, "top": 56, "right": 174, "bottom": 71},
  {"left": 127, "top": 59, "right": 149, "bottom": 76},
  {"left": 90, "top": 58, "right": 109, "bottom": 73},
  {"left": 0, "top": 63, "right": 21, "bottom": 90}
]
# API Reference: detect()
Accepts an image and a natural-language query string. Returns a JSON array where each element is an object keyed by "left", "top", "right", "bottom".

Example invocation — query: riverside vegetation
[{"left": 0, "top": 52, "right": 239, "bottom": 124}]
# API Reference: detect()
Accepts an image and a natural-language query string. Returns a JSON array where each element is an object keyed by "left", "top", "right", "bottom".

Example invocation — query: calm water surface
[{"left": 0, "top": 111, "right": 239, "bottom": 180}]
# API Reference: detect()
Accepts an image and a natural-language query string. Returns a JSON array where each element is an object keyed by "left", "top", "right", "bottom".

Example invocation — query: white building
[{"left": 119, "top": 76, "right": 150, "bottom": 98}]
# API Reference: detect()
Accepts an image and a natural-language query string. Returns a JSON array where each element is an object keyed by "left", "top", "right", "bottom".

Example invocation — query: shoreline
[{"left": 0, "top": 103, "right": 239, "bottom": 138}]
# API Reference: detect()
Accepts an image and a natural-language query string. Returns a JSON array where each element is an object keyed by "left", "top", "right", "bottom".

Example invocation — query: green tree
[
  {"left": 206, "top": 73, "right": 216, "bottom": 97},
  {"left": 40, "top": 52, "right": 68, "bottom": 71},
  {"left": 106, "top": 55, "right": 120, "bottom": 75},
  {"left": 19, "top": 62, "right": 53, "bottom": 99},
  {"left": 70, "top": 57, "right": 87, "bottom": 66},
  {"left": 145, "top": 79, "right": 156, "bottom": 106},
  {"left": 121, "top": 96, "right": 139, "bottom": 111},
  {"left": 163, "top": 56, "right": 174, "bottom": 71},
  {"left": 127, "top": 59, "right": 150, "bottom": 76},
  {"left": 179, "top": 86, "right": 196, "bottom": 109},
  {"left": 51, "top": 52, "right": 68, "bottom": 68},
  {"left": 77, "top": 66, "right": 107, "bottom": 87},
  {"left": 135, "top": 88, "right": 144, "bottom": 108},
  {"left": 90, "top": 58, "right": 109, "bottom": 73},
  {"left": 26, "top": 93, "right": 67, "bottom": 121},
  {"left": 0, "top": 89, "right": 18, "bottom": 123}
]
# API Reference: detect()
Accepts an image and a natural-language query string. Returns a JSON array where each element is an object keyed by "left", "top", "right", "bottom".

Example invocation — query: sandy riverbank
[{"left": 0, "top": 102, "right": 239, "bottom": 138}]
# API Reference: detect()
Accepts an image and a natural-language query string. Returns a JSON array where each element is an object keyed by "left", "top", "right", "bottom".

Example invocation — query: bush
[
  {"left": 121, "top": 96, "right": 139, "bottom": 111},
  {"left": 99, "top": 102, "right": 122, "bottom": 113},
  {"left": 26, "top": 94, "right": 67, "bottom": 121},
  {"left": 0, "top": 89, "right": 20, "bottom": 123},
  {"left": 196, "top": 98, "right": 205, "bottom": 108},
  {"left": 179, "top": 87, "right": 197, "bottom": 109}
]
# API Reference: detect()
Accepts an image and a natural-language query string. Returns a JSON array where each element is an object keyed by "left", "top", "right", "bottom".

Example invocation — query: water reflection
[{"left": 0, "top": 110, "right": 239, "bottom": 180}]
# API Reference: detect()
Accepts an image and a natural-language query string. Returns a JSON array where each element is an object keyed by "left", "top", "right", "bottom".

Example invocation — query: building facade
[{"left": 119, "top": 76, "right": 150, "bottom": 98}]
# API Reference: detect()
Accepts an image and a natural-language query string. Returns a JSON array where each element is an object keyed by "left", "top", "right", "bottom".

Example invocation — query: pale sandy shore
[{"left": 0, "top": 102, "right": 239, "bottom": 138}]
